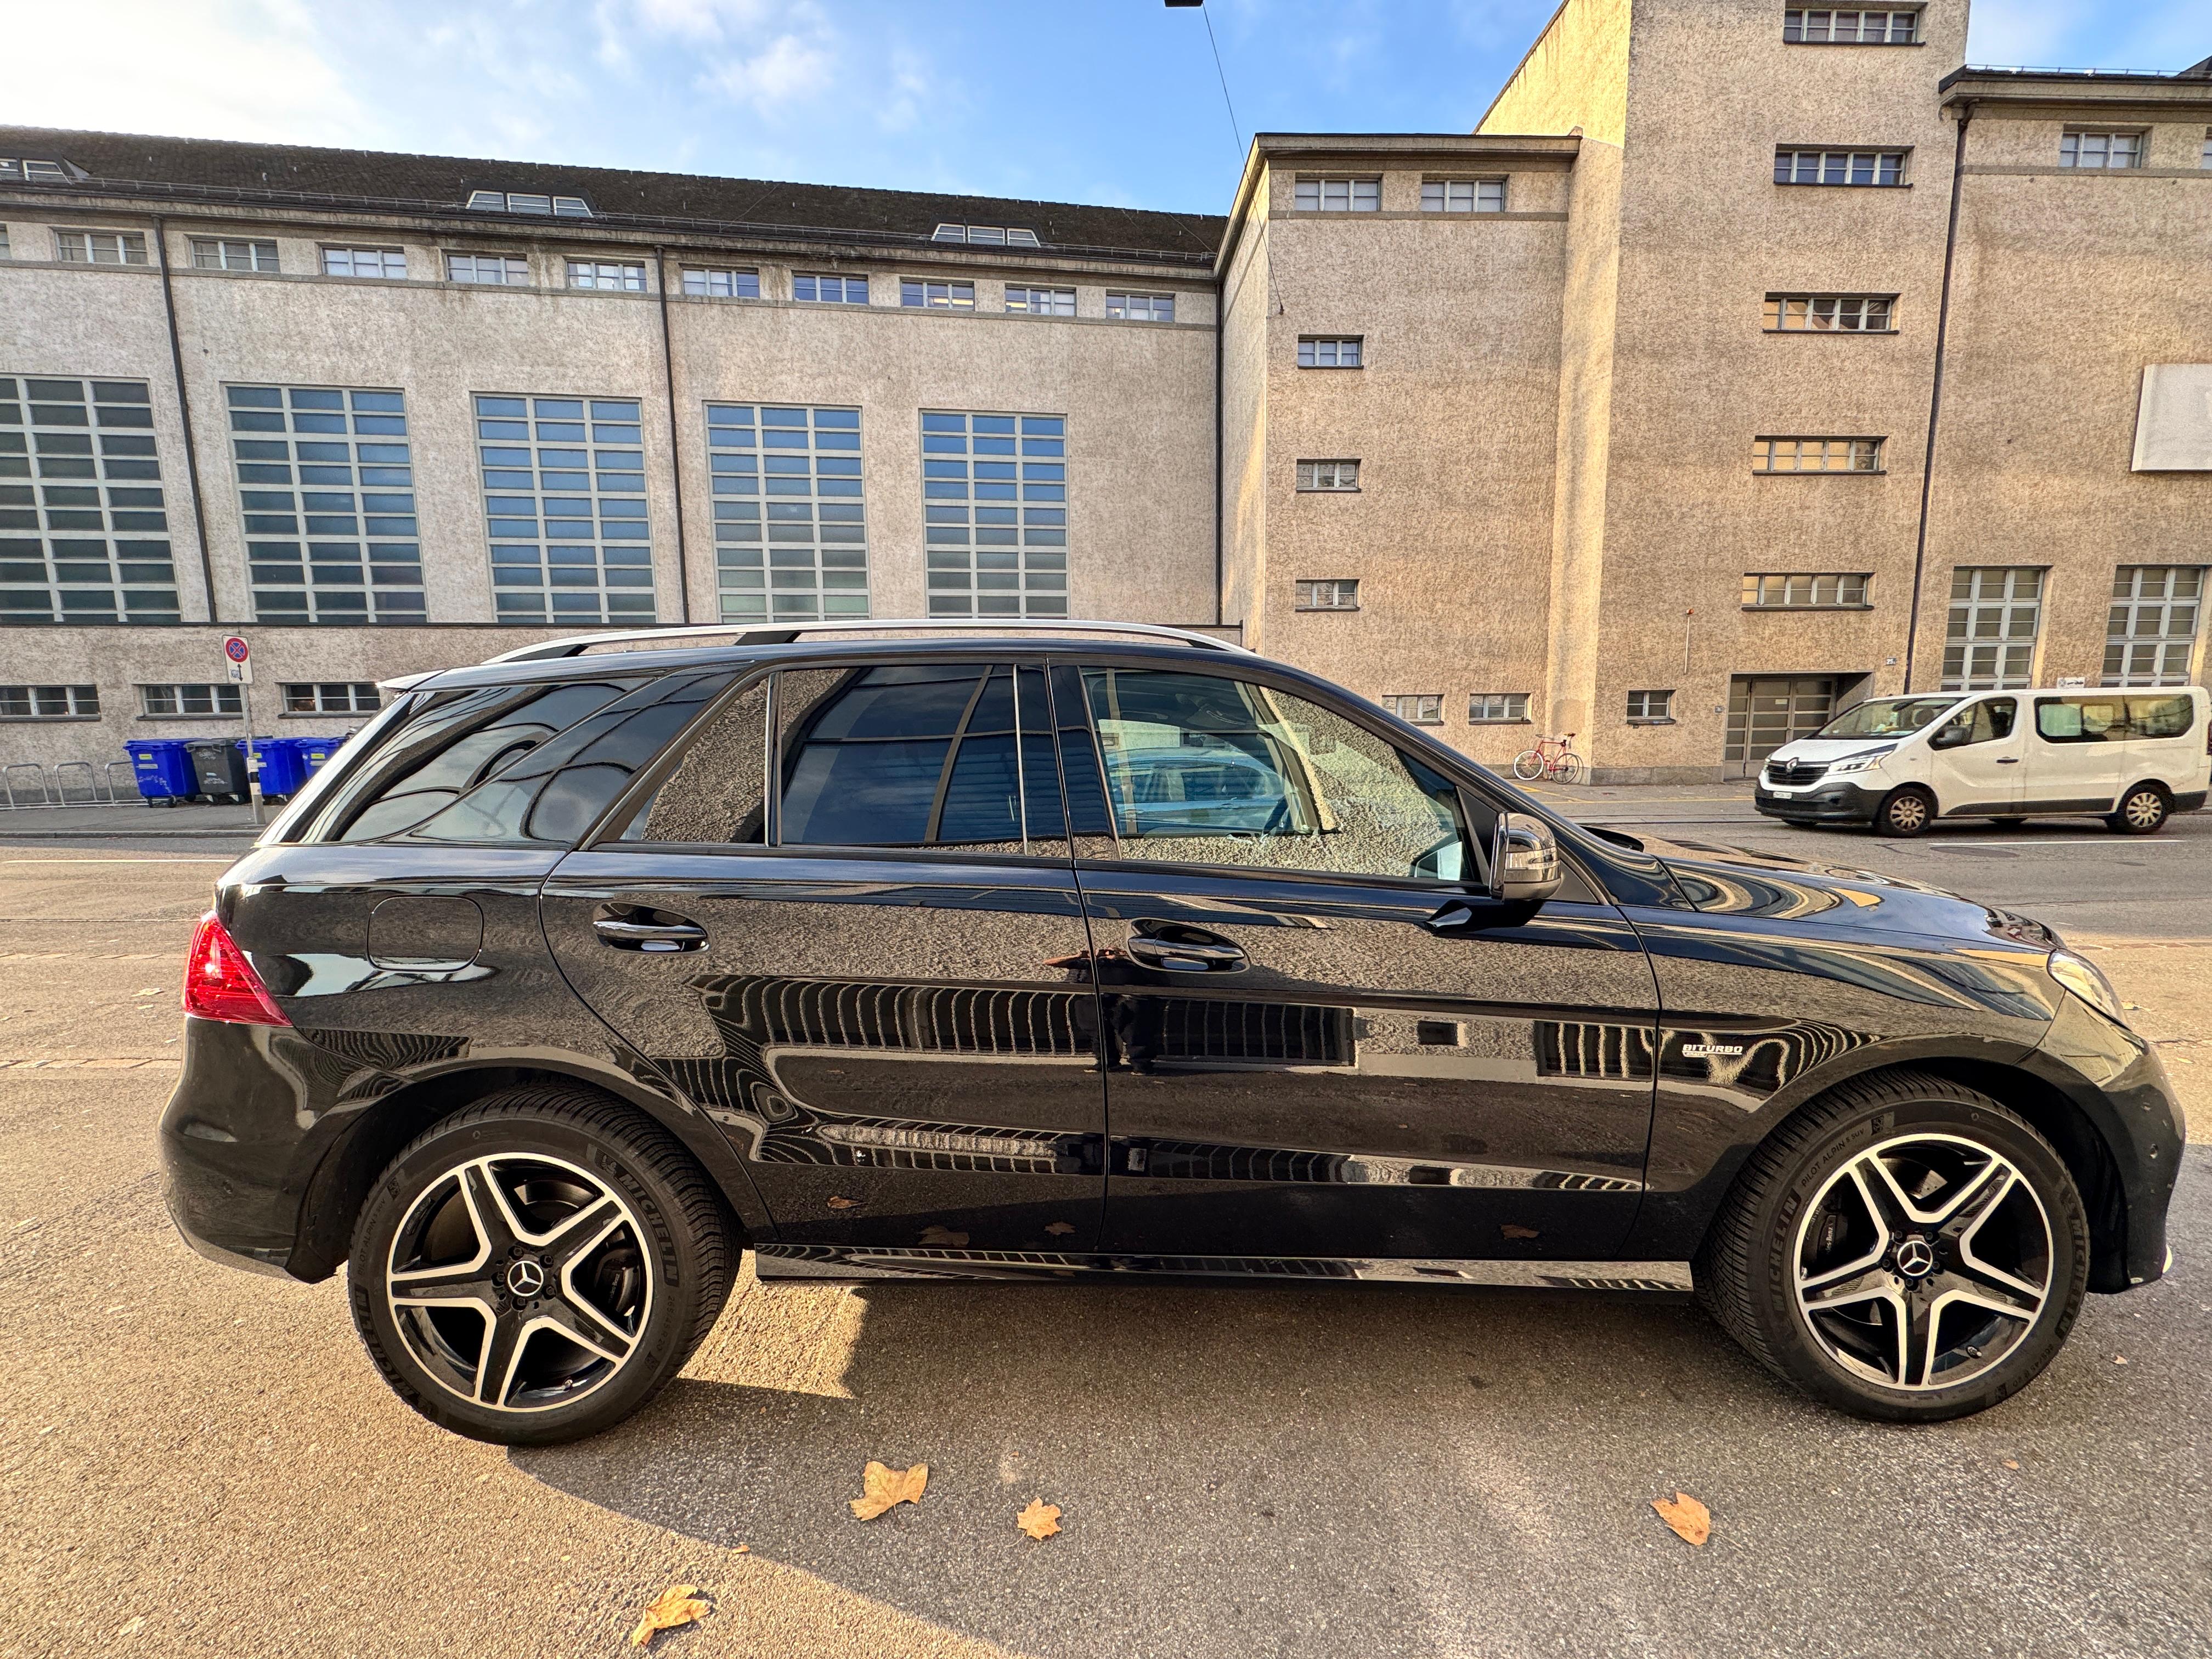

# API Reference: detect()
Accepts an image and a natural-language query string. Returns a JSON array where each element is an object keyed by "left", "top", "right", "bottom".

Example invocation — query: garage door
[{"left": 1725, "top": 676, "right": 1836, "bottom": 775}]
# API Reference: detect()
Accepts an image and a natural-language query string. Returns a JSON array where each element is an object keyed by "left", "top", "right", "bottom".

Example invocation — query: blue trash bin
[
  {"left": 124, "top": 738, "right": 195, "bottom": 806},
  {"left": 236, "top": 737, "right": 308, "bottom": 802},
  {"left": 290, "top": 735, "right": 346, "bottom": 778}
]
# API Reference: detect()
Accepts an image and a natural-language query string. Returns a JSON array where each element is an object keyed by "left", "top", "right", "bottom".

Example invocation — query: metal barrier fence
[{"left": 0, "top": 760, "right": 143, "bottom": 809}]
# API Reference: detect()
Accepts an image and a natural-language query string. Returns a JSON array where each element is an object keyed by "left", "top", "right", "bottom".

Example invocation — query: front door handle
[
  {"left": 1127, "top": 924, "right": 1246, "bottom": 973},
  {"left": 594, "top": 911, "right": 708, "bottom": 952},
  {"left": 1996, "top": 757, "right": 2021, "bottom": 765}
]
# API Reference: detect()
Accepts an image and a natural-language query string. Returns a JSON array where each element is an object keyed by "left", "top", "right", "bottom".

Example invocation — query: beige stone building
[{"left": 3, "top": 0, "right": 2210, "bottom": 786}]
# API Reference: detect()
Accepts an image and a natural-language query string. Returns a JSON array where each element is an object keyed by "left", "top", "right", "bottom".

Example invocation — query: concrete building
[{"left": 4, "top": 0, "right": 2210, "bottom": 785}]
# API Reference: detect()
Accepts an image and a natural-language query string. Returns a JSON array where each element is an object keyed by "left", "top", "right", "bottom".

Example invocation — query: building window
[
  {"left": 2059, "top": 131, "right": 2145, "bottom": 170},
  {"left": 1764, "top": 293, "right": 1895, "bottom": 332},
  {"left": 932, "top": 224, "right": 1040, "bottom": 246},
  {"left": 1295, "top": 460, "right": 1360, "bottom": 492},
  {"left": 2, "top": 159, "right": 71, "bottom": 183},
  {"left": 1295, "top": 578, "right": 1359, "bottom": 611},
  {"left": 323, "top": 246, "right": 406, "bottom": 279},
  {"left": 476, "top": 394, "right": 655, "bottom": 627},
  {"left": 2105, "top": 566, "right": 2203, "bottom": 686},
  {"left": 1422, "top": 179, "right": 1506, "bottom": 213},
  {"left": 1005, "top": 286, "right": 1075, "bottom": 315},
  {"left": 1295, "top": 178, "right": 1381, "bottom": 211},
  {"left": 1782, "top": 8, "right": 1920, "bottom": 43},
  {"left": 281, "top": 681, "right": 380, "bottom": 714},
  {"left": 565, "top": 259, "right": 646, "bottom": 291},
  {"left": 227, "top": 384, "right": 422, "bottom": 625},
  {"left": 1742, "top": 572, "right": 1871, "bottom": 608},
  {"left": 0, "top": 376, "right": 179, "bottom": 625},
  {"left": 1297, "top": 336, "right": 1363, "bottom": 369},
  {"left": 2203, "top": 127, "right": 2211, "bottom": 168},
  {"left": 1106, "top": 292, "right": 1175, "bottom": 321},
  {"left": 0, "top": 684, "right": 99, "bottom": 718},
  {"left": 0, "top": 227, "right": 10, "bottom": 259},
  {"left": 1943, "top": 567, "right": 2043, "bottom": 690},
  {"left": 1774, "top": 148, "right": 1908, "bottom": 186},
  {"left": 794, "top": 273, "right": 868, "bottom": 304},
  {"left": 681, "top": 267, "right": 759, "bottom": 298},
  {"left": 189, "top": 238, "right": 278, "bottom": 273},
  {"left": 446, "top": 252, "right": 529, "bottom": 285},
  {"left": 465, "top": 190, "right": 590, "bottom": 216},
  {"left": 53, "top": 230, "right": 148, "bottom": 265},
  {"left": 901, "top": 279, "right": 974, "bottom": 309},
  {"left": 707, "top": 403, "right": 868, "bottom": 623},
  {"left": 1469, "top": 692, "right": 1531, "bottom": 723},
  {"left": 1381, "top": 693, "right": 1443, "bottom": 725},
  {"left": 1626, "top": 689, "right": 1674, "bottom": 723},
  {"left": 1753, "top": 436, "right": 1884, "bottom": 473},
  {"left": 923, "top": 411, "right": 1067, "bottom": 619},
  {"left": 139, "top": 683, "right": 242, "bottom": 716}
]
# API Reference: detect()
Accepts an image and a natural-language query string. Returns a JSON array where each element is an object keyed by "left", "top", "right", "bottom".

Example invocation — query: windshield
[{"left": 1815, "top": 696, "right": 1963, "bottom": 740}]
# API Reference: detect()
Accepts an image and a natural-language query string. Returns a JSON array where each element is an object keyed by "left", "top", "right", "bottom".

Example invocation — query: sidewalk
[{"left": 0, "top": 802, "right": 263, "bottom": 841}]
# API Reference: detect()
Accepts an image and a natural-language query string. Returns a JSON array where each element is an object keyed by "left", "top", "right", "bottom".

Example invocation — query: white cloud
[{"left": 700, "top": 29, "right": 836, "bottom": 113}]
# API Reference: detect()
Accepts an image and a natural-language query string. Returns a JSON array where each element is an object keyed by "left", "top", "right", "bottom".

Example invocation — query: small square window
[
  {"left": 2059, "top": 130, "right": 2145, "bottom": 170},
  {"left": 566, "top": 259, "right": 646, "bottom": 291},
  {"left": 1295, "top": 578, "right": 1359, "bottom": 610},
  {"left": 901, "top": 279, "right": 975, "bottom": 309},
  {"left": 1295, "top": 177, "right": 1382, "bottom": 212},
  {"left": 323, "top": 246, "right": 406, "bottom": 279},
  {"left": 1005, "top": 286, "right": 1076, "bottom": 315},
  {"left": 1421, "top": 179, "right": 1506, "bottom": 213},
  {"left": 190, "top": 238, "right": 279, "bottom": 273},
  {"left": 1105, "top": 292, "right": 1174, "bottom": 322},
  {"left": 1468, "top": 692, "right": 1531, "bottom": 723},
  {"left": 1297, "top": 336, "right": 1363, "bottom": 369},
  {"left": 1626, "top": 689, "right": 1674, "bottom": 722},
  {"left": 1295, "top": 460, "right": 1360, "bottom": 491},
  {"left": 682, "top": 267, "right": 760, "bottom": 298},
  {"left": 1381, "top": 693, "right": 1443, "bottom": 725},
  {"left": 447, "top": 252, "right": 529, "bottom": 285},
  {"left": 795, "top": 274, "right": 868, "bottom": 304}
]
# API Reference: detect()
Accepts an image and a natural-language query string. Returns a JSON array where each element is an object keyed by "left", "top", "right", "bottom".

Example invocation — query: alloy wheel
[
  {"left": 1792, "top": 1132, "right": 2052, "bottom": 1392},
  {"left": 1884, "top": 792, "right": 1929, "bottom": 834},
  {"left": 384, "top": 1153, "right": 652, "bottom": 1413},
  {"left": 2121, "top": 789, "right": 2165, "bottom": 831}
]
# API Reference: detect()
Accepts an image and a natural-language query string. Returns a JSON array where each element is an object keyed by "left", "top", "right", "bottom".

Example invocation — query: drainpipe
[
  {"left": 1903, "top": 101, "right": 1973, "bottom": 693},
  {"left": 653, "top": 245, "right": 695, "bottom": 624},
  {"left": 153, "top": 215, "right": 219, "bottom": 623},
  {"left": 1213, "top": 292, "right": 1225, "bottom": 628}
]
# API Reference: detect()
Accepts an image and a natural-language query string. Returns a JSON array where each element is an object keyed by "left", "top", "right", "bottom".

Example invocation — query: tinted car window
[
  {"left": 613, "top": 676, "right": 769, "bottom": 844},
  {"left": 2130, "top": 694, "right": 2193, "bottom": 738},
  {"left": 777, "top": 662, "right": 1062, "bottom": 850},
  {"left": 1077, "top": 667, "right": 1470, "bottom": 882},
  {"left": 2035, "top": 695, "right": 2128, "bottom": 743}
]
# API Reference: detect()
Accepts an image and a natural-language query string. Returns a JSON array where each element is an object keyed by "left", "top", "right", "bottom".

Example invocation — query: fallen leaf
[
  {"left": 733, "top": 1543, "right": 749, "bottom": 1554},
  {"left": 2002, "top": 1459, "right": 2020, "bottom": 1470},
  {"left": 1500, "top": 1224, "right": 1540, "bottom": 1240},
  {"left": 2113, "top": 1355, "right": 2129, "bottom": 1365},
  {"left": 1651, "top": 1491, "right": 1711, "bottom": 1547},
  {"left": 1043, "top": 1221, "right": 1076, "bottom": 1237},
  {"left": 825, "top": 1195, "right": 859, "bottom": 1210},
  {"left": 918, "top": 1225, "right": 969, "bottom": 1247},
  {"left": 850, "top": 1460, "right": 928, "bottom": 1520},
  {"left": 628, "top": 1585, "right": 711, "bottom": 1647},
  {"left": 1017, "top": 1498, "right": 1062, "bottom": 1541},
  {"left": 116, "top": 1616, "right": 146, "bottom": 1638}
]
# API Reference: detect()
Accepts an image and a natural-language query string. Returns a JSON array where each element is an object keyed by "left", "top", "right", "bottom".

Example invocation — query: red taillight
[{"left": 182, "top": 911, "right": 290, "bottom": 1027}]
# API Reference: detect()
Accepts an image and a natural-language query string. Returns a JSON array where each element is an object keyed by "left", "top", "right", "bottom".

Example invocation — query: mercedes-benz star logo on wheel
[
  {"left": 505, "top": 1258, "right": 546, "bottom": 1298},
  {"left": 1894, "top": 1238, "right": 1936, "bottom": 1279}
]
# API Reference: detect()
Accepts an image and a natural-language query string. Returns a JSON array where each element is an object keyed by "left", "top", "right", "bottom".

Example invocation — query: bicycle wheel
[
  {"left": 1511, "top": 749, "right": 1545, "bottom": 781},
  {"left": 1550, "top": 754, "right": 1583, "bottom": 785}
]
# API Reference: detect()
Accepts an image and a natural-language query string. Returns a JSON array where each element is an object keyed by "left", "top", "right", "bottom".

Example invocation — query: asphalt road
[{"left": 3, "top": 805, "right": 2209, "bottom": 1658}]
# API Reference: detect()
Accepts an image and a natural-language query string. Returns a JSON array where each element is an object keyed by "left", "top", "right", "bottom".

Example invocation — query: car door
[
  {"left": 1926, "top": 695, "right": 2025, "bottom": 815},
  {"left": 541, "top": 654, "right": 1108, "bottom": 1257},
  {"left": 2026, "top": 692, "right": 2127, "bottom": 813},
  {"left": 1055, "top": 659, "right": 1659, "bottom": 1265}
]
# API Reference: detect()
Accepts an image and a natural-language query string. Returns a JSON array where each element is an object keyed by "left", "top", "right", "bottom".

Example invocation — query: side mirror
[
  {"left": 1492, "top": 811, "right": 1562, "bottom": 904},
  {"left": 1929, "top": 724, "right": 1970, "bottom": 750}
]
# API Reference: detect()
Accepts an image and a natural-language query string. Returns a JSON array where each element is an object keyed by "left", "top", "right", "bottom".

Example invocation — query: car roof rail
[{"left": 482, "top": 617, "right": 1251, "bottom": 664}]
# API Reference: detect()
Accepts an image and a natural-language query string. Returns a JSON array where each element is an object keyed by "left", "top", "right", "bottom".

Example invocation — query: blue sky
[{"left": 4, "top": 1, "right": 2208, "bottom": 216}]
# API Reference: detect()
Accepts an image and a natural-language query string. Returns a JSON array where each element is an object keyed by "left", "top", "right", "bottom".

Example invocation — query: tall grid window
[
  {"left": 923, "top": 411, "right": 1067, "bottom": 618},
  {"left": 1298, "top": 336, "right": 1363, "bottom": 368},
  {"left": 447, "top": 252, "right": 528, "bottom": 284},
  {"left": 190, "top": 238, "right": 278, "bottom": 272},
  {"left": 794, "top": 274, "right": 868, "bottom": 303},
  {"left": 1296, "top": 460, "right": 1360, "bottom": 491},
  {"left": 228, "top": 385, "right": 422, "bottom": 624},
  {"left": 1105, "top": 292, "right": 1174, "bottom": 321},
  {"left": 682, "top": 267, "right": 759, "bottom": 297},
  {"left": 0, "top": 376, "right": 178, "bottom": 625},
  {"left": 323, "top": 246, "right": 406, "bottom": 278},
  {"left": 1774, "top": 148, "right": 1908, "bottom": 186},
  {"left": 706, "top": 404, "right": 867, "bottom": 623},
  {"left": 1753, "top": 436, "right": 1884, "bottom": 473},
  {"left": 901, "top": 279, "right": 974, "bottom": 309},
  {"left": 1470, "top": 693, "right": 1531, "bottom": 723},
  {"left": 2105, "top": 567, "right": 2203, "bottom": 686},
  {"left": 282, "top": 681, "right": 381, "bottom": 714},
  {"left": 2059, "top": 131, "right": 2144, "bottom": 170},
  {"left": 1943, "top": 567, "right": 2043, "bottom": 690},
  {"left": 1742, "top": 573, "right": 1871, "bottom": 607},
  {"left": 53, "top": 230, "right": 148, "bottom": 265},
  {"left": 0, "top": 685, "right": 99, "bottom": 718},
  {"left": 1764, "top": 294, "right": 1895, "bottom": 331},
  {"left": 1295, "top": 178, "right": 1381, "bottom": 211},
  {"left": 1782, "top": 8, "right": 1920, "bottom": 42},
  {"left": 565, "top": 259, "right": 646, "bottom": 291},
  {"left": 1422, "top": 179, "right": 1505, "bottom": 212},
  {"left": 476, "top": 394, "right": 655, "bottom": 625},
  {"left": 1295, "top": 578, "right": 1359, "bottom": 610},
  {"left": 1381, "top": 694, "right": 1442, "bottom": 725},
  {"left": 140, "top": 684, "right": 242, "bottom": 715},
  {"left": 1005, "top": 286, "right": 1075, "bottom": 315}
]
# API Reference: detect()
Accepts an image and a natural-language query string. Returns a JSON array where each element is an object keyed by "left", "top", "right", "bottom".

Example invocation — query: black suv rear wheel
[
  {"left": 1695, "top": 1071, "right": 2087, "bottom": 1421},
  {"left": 347, "top": 1086, "right": 731, "bottom": 1445}
]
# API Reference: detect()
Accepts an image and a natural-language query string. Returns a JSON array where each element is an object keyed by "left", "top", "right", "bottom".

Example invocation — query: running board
[{"left": 753, "top": 1245, "right": 1692, "bottom": 1293}]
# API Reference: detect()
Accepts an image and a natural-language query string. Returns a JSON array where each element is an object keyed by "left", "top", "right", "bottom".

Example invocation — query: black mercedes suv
[{"left": 161, "top": 621, "right": 2185, "bottom": 1443}]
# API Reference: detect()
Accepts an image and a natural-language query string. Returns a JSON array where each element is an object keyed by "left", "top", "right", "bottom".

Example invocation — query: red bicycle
[{"left": 1511, "top": 732, "right": 1582, "bottom": 784}]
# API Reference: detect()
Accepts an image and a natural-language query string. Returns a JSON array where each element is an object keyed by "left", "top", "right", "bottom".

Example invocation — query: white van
[{"left": 1754, "top": 686, "right": 2210, "bottom": 837}]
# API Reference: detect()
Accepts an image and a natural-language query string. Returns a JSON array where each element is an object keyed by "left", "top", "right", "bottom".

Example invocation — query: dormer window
[
  {"left": 466, "top": 190, "right": 592, "bottom": 217},
  {"left": 931, "top": 223, "right": 1041, "bottom": 246},
  {"left": 1, "top": 159, "right": 70, "bottom": 183}
]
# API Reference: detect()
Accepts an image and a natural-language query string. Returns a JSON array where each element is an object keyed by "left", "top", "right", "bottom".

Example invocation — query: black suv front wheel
[
  {"left": 1696, "top": 1071, "right": 2087, "bottom": 1421},
  {"left": 347, "top": 1086, "right": 732, "bottom": 1445}
]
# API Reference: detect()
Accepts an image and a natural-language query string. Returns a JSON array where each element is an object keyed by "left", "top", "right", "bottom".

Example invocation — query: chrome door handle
[
  {"left": 1127, "top": 928, "right": 1246, "bottom": 973},
  {"left": 593, "top": 916, "right": 707, "bottom": 952}
]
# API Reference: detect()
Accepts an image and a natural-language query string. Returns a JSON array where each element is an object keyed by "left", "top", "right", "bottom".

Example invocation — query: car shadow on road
[{"left": 512, "top": 1276, "right": 1783, "bottom": 1658}]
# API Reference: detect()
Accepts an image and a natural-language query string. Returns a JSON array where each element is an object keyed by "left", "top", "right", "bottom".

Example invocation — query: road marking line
[{"left": 0, "top": 856, "right": 232, "bottom": 865}]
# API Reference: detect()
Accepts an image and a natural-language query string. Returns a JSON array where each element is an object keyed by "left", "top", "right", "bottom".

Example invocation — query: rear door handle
[
  {"left": 594, "top": 913, "right": 708, "bottom": 952},
  {"left": 1127, "top": 925, "right": 1246, "bottom": 973},
  {"left": 1996, "top": 758, "right": 2021, "bottom": 765}
]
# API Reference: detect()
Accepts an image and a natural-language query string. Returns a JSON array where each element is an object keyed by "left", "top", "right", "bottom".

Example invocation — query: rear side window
[
  {"left": 615, "top": 676, "right": 770, "bottom": 843},
  {"left": 2034, "top": 694, "right": 2189, "bottom": 743}
]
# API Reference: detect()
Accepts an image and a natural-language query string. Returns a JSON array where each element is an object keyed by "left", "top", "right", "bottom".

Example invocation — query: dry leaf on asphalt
[
  {"left": 2002, "top": 1459, "right": 2021, "bottom": 1470},
  {"left": 919, "top": 1225, "right": 969, "bottom": 1246},
  {"left": 1017, "top": 1498, "right": 1062, "bottom": 1541},
  {"left": 1651, "top": 1491, "right": 1711, "bottom": 1547},
  {"left": 628, "top": 1585, "right": 712, "bottom": 1647},
  {"left": 825, "top": 1195, "right": 860, "bottom": 1210},
  {"left": 1044, "top": 1221, "right": 1076, "bottom": 1236},
  {"left": 850, "top": 1460, "right": 929, "bottom": 1520},
  {"left": 1500, "top": 1224, "right": 1541, "bottom": 1240}
]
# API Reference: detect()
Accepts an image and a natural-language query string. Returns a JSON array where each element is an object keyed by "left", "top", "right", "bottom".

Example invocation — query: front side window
[
  {"left": 281, "top": 681, "right": 380, "bottom": 714},
  {"left": 1005, "top": 286, "right": 1075, "bottom": 315},
  {"left": 476, "top": 393, "right": 654, "bottom": 626},
  {"left": 140, "top": 683, "right": 242, "bottom": 716},
  {"left": 1782, "top": 8, "right": 1921, "bottom": 43},
  {"left": 2060, "top": 131, "right": 2143, "bottom": 170},
  {"left": 681, "top": 267, "right": 759, "bottom": 298},
  {"left": 1627, "top": 689, "right": 1674, "bottom": 721},
  {"left": 447, "top": 253, "right": 529, "bottom": 285},
  {"left": 707, "top": 403, "right": 867, "bottom": 624},
  {"left": 1294, "top": 178, "right": 1381, "bottom": 212},
  {"left": 323, "top": 246, "right": 406, "bottom": 279},
  {"left": 0, "top": 684, "right": 100, "bottom": 718},
  {"left": 1105, "top": 292, "right": 1174, "bottom": 321},
  {"left": 1753, "top": 436, "right": 1884, "bottom": 473},
  {"left": 1943, "top": 566, "right": 2042, "bottom": 690},
  {"left": 53, "top": 230, "right": 148, "bottom": 266},
  {"left": 0, "top": 374, "right": 179, "bottom": 625},
  {"left": 1077, "top": 668, "right": 1471, "bottom": 884},
  {"left": 1764, "top": 294, "right": 1894, "bottom": 331},
  {"left": 1422, "top": 179, "right": 1505, "bottom": 212},
  {"left": 1469, "top": 692, "right": 1531, "bottom": 723},
  {"left": 1933, "top": 696, "right": 2017, "bottom": 746},
  {"left": 1774, "top": 148, "right": 1908, "bottom": 186},
  {"left": 2106, "top": 565, "right": 2202, "bottom": 686},
  {"left": 1295, "top": 578, "right": 1359, "bottom": 610},
  {"left": 922, "top": 411, "right": 1066, "bottom": 619},
  {"left": 566, "top": 259, "right": 646, "bottom": 291},
  {"left": 794, "top": 273, "right": 868, "bottom": 304},
  {"left": 190, "top": 238, "right": 278, "bottom": 272},
  {"left": 1297, "top": 336, "right": 1363, "bottom": 369},
  {"left": 901, "top": 279, "right": 974, "bottom": 309}
]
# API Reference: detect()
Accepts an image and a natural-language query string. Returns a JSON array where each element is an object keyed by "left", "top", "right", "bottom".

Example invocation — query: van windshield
[{"left": 1815, "top": 696, "right": 1963, "bottom": 739}]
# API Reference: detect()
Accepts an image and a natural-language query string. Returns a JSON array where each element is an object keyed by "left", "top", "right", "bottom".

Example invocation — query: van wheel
[
  {"left": 2108, "top": 785, "right": 2169, "bottom": 835},
  {"left": 1874, "top": 787, "right": 1934, "bottom": 838}
]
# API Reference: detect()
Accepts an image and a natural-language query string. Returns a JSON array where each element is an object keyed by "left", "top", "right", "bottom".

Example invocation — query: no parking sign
[{"left": 223, "top": 634, "right": 252, "bottom": 685}]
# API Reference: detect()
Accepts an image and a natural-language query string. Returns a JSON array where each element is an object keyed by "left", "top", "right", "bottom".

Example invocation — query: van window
[
  {"left": 2035, "top": 695, "right": 2128, "bottom": 743},
  {"left": 1817, "top": 696, "right": 1961, "bottom": 738},
  {"left": 1938, "top": 697, "right": 2016, "bottom": 746},
  {"left": 2129, "top": 694, "right": 2194, "bottom": 739}
]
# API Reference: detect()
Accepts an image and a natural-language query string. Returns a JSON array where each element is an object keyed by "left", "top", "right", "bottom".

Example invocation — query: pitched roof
[{"left": 0, "top": 125, "right": 1226, "bottom": 266}]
